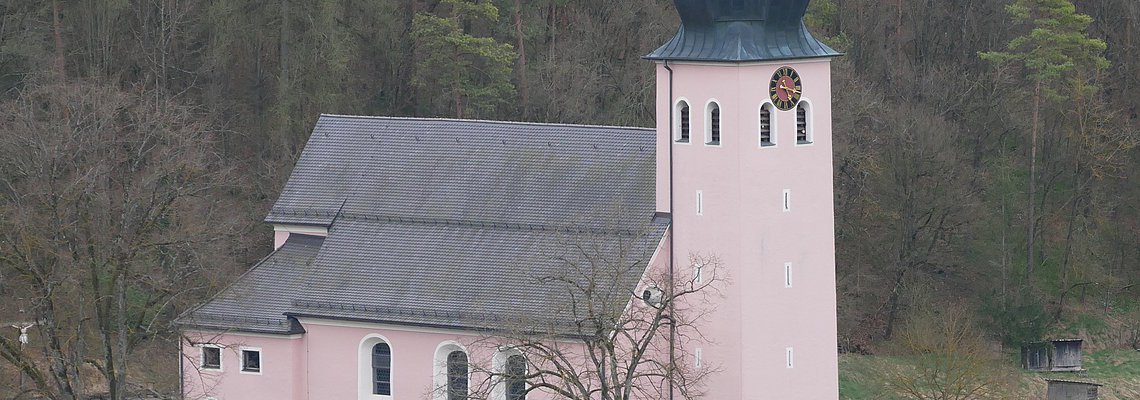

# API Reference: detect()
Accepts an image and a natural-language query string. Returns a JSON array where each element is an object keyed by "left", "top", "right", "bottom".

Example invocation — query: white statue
[{"left": 11, "top": 324, "right": 34, "bottom": 345}]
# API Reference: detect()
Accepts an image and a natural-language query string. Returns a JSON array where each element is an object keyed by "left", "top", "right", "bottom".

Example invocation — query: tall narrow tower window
[
  {"left": 707, "top": 102, "right": 721, "bottom": 145},
  {"left": 676, "top": 100, "right": 691, "bottom": 143},
  {"left": 696, "top": 190, "right": 704, "bottom": 216},
  {"left": 760, "top": 103, "right": 775, "bottom": 147},
  {"left": 784, "top": 262, "right": 793, "bottom": 288},
  {"left": 796, "top": 101, "right": 812, "bottom": 144}
]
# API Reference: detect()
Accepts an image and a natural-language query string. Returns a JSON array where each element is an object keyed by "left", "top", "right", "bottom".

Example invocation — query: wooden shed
[
  {"left": 1051, "top": 339, "right": 1084, "bottom": 372},
  {"left": 1046, "top": 378, "right": 1101, "bottom": 400},
  {"left": 1022, "top": 342, "right": 1050, "bottom": 371}
]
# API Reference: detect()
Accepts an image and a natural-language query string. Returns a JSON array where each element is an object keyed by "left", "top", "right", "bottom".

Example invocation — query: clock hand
[{"left": 780, "top": 84, "right": 801, "bottom": 95}]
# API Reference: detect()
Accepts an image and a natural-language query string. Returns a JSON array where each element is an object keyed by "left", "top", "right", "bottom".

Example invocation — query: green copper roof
[{"left": 646, "top": 0, "right": 839, "bottom": 62}]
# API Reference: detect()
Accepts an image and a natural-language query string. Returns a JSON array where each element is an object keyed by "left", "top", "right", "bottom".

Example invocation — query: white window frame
[
  {"left": 359, "top": 334, "right": 395, "bottom": 400},
  {"left": 795, "top": 99, "right": 814, "bottom": 146},
  {"left": 433, "top": 341, "right": 470, "bottom": 400},
  {"left": 199, "top": 344, "right": 223, "bottom": 372},
  {"left": 239, "top": 347, "right": 262, "bottom": 375},
  {"left": 759, "top": 102, "right": 777, "bottom": 148},
  {"left": 782, "top": 189, "right": 791, "bottom": 212},
  {"left": 786, "top": 347, "right": 795, "bottom": 369},
  {"left": 693, "top": 262, "right": 704, "bottom": 284},
  {"left": 493, "top": 348, "right": 528, "bottom": 400},
  {"left": 694, "top": 347, "right": 703, "bottom": 368},
  {"left": 674, "top": 98, "right": 693, "bottom": 144},
  {"left": 704, "top": 99, "right": 723, "bottom": 147}
]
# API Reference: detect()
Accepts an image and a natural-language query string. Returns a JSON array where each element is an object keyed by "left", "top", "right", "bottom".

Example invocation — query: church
[{"left": 178, "top": 0, "right": 840, "bottom": 399}]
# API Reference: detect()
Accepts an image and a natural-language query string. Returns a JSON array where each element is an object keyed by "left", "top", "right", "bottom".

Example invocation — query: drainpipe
[
  {"left": 178, "top": 338, "right": 184, "bottom": 399},
  {"left": 664, "top": 59, "right": 675, "bottom": 400}
]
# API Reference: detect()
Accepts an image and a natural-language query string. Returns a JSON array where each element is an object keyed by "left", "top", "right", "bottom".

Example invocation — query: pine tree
[
  {"left": 980, "top": 0, "right": 1108, "bottom": 284},
  {"left": 411, "top": 0, "right": 516, "bottom": 119}
]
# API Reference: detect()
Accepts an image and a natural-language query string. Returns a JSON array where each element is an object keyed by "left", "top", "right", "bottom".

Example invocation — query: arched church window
[
  {"left": 447, "top": 351, "right": 469, "bottom": 400},
  {"left": 506, "top": 354, "right": 527, "bottom": 400},
  {"left": 796, "top": 101, "right": 811, "bottom": 144},
  {"left": 676, "top": 100, "right": 691, "bottom": 143},
  {"left": 372, "top": 343, "right": 392, "bottom": 395},
  {"left": 707, "top": 101, "right": 721, "bottom": 145},
  {"left": 760, "top": 103, "right": 775, "bottom": 147}
]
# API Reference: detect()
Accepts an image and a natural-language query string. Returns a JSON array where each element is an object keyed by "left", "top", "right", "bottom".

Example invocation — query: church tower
[{"left": 646, "top": 1, "right": 840, "bottom": 398}]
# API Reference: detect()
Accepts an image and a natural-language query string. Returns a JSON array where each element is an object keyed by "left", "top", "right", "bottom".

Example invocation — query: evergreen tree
[
  {"left": 980, "top": 0, "right": 1109, "bottom": 284},
  {"left": 411, "top": 0, "right": 516, "bottom": 119}
]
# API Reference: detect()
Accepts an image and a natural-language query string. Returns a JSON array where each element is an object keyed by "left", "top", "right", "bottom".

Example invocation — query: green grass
[
  {"left": 839, "top": 355, "right": 880, "bottom": 400},
  {"left": 839, "top": 349, "right": 1140, "bottom": 399}
]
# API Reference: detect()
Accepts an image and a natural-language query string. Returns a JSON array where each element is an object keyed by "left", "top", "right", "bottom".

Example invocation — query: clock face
[{"left": 768, "top": 66, "right": 803, "bottom": 111}]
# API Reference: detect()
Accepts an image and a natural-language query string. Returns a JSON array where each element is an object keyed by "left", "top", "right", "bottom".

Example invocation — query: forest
[{"left": 0, "top": 0, "right": 1137, "bottom": 398}]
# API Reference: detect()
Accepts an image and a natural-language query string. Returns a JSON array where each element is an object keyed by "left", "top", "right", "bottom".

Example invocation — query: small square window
[
  {"left": 241, "top": 349, "right": 261, "bottom": 373},
  {"left": 201, "top": 346, "right": 221, "bottom": 370}
]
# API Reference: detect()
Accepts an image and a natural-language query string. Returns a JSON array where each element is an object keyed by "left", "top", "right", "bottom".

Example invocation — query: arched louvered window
[
  {"left": 676, "top": 100, "right": 691, "bottom": 143},
  {"left": 796, "top": 101, "right": 811, "bottom": 144},
  {"left": 760, "top": 103, "right": 775, "bottom": 147},
  {"left": 707, "top": 101, "right": 721, "bottom": 145},
  {"left": 372, "top": 343, "right": 392, "bottom": 395},
  {"left": 447, "top": 351, "right": 469, "bottom": 400},
  {"left": 506, "top": 355, "right": 527, "bottom": 400}
]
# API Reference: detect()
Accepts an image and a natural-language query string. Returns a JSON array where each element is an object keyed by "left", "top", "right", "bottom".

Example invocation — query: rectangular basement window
[{"left": 241, "top": 348, "right": 262, "bottom": 374}]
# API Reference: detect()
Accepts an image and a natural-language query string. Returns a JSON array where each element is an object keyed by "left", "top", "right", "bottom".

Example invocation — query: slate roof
[
  {"left": 645, "top": 0, "right": 840, "bottom": 62},
  {"left": 180, "top": 115, "right": 667, "bottom": 335}
]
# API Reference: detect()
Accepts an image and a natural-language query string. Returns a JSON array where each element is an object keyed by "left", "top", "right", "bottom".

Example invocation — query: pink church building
[{"left": 178, "top": 0, "right": 840, "bottom": 399}]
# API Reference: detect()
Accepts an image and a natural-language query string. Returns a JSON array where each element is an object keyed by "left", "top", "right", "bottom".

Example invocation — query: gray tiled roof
[
  {"left": 644, "top": 0, "right": 840, "bottom": 62},
  {"left": 181, "top": 116, "right": 666, "bottom": 335}
]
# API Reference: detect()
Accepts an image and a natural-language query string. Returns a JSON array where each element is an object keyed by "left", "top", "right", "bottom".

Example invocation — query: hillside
[{"left": 0, "top": 0, "right": 1137, "bottom": 398}]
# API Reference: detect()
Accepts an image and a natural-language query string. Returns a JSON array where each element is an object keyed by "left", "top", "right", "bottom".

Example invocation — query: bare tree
[
  {"left": 882, "top": 302, "right": 1015, "bottom": 400},
  {"left": 0, "top": 79, "right": 238, "bottom": 400},
  {"left": 459, "top": 229, "right": 722, "bottom": 400}
]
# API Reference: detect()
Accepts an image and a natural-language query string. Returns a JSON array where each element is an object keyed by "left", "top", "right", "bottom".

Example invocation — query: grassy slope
[{"left": 840, "top": 349, "right": 1140, "bottom": 399}]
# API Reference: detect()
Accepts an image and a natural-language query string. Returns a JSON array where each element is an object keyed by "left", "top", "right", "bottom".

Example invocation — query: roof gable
[
  {"left": 184, "top": 116, "right": 666, "bottom": 334},
  {"left": 267, "top": 115, "right": 657, "bottom": 229}
]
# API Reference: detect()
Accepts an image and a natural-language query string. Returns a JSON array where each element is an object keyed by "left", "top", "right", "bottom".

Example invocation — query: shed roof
[{"left": 180, "top": 116, "right": 666, "bottom": 335}]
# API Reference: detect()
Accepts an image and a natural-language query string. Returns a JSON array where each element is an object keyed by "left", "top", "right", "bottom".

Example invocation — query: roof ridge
[
  {"left": 315, "top": 210, "right": 658, "bottom": 237},
  {"left": 318, "top": 114, "right": 654, "bottom": 132}
]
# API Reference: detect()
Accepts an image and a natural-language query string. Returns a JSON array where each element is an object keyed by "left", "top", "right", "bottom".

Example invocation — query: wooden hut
[
  {"left": 1046, "top": 378, "right": 1101, "bottom": 400},
  {"left": 1051, "top": 339, "right": 1084, "bottom": 372}
]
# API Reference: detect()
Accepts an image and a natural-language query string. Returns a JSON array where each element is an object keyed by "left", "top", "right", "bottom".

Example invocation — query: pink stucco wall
[
  {"left": 654, "top": 59, "right": 840, "bottom": 399},
  {"left": 182, "top": 321, "right": 578, "bottom": 400}
]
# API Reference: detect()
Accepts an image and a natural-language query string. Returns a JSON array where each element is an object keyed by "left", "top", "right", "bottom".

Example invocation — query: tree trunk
[
  {"left": 52, "top": 0, "right": 65, "bottom": 80},
  {"left": 112, "top": 270, "right": 128, "bottom": 400},
  {"left": 896, "top": 0, "right": 903, "bottom": 66},
  {"left": 883, "top": 268, "right": 906, "bottom": 339},
  {"left": 278, "top": 0, "right": 291, "bottom": 151},
  {"left": 513, "top": 0, "right": 528, "bottom": 117},
  {"left": 1026, "top": 80, "right": 1040, "bottom": 283}
]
